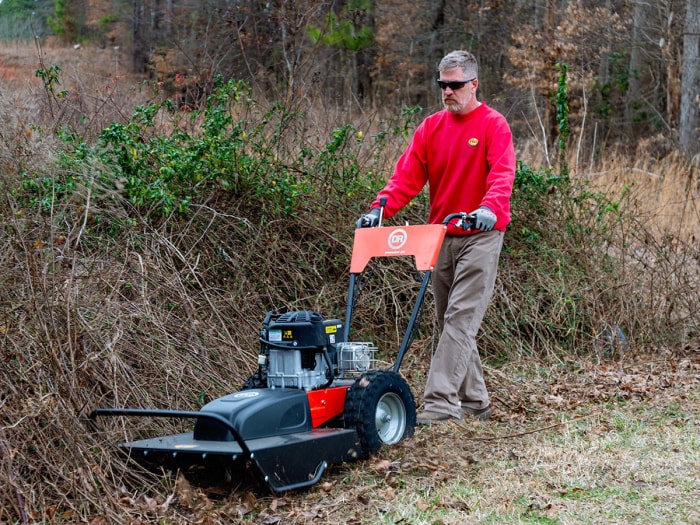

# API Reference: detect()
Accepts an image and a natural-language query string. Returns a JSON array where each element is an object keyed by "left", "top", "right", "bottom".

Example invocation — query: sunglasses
[{"left": 437, "top": 78, "right": 476, "bottom": 90}]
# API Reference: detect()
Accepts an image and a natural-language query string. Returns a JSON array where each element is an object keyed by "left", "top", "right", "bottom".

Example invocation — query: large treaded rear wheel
[{"left": 344, "top": 370, "right": 416, "bottom": 456}]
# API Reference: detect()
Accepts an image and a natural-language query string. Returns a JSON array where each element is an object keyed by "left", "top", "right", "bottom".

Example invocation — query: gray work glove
[
  {"left": 470, "top": 206, "right": 497, "bottom": 231},
  {"left": 356, "top": 208, "right": 381, "bottom": 228}
]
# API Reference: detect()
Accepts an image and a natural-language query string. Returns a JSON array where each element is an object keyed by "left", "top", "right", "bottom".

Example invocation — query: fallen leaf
[
  {"left": 373, "top": 459, "right": 391, "bottom": 472},
  {"left": 379, "top": 487, "right": 395, "bottom": 499}
]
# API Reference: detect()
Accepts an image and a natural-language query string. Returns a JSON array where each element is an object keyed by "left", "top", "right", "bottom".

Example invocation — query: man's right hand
[
  {"left": 470, "top": 206, "right": 497, "bottom": 231},
  {"left": 356, "top": 208, "right": 381, "bottom": 228}
]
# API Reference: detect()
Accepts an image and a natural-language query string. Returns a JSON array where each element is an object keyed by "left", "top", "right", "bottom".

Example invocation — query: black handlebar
[
  {"left": 442, "top": 212, "right": 477, "bottom": 231},
  {"left": 359, "top": 210, "right": 476, "bottom": 230}
]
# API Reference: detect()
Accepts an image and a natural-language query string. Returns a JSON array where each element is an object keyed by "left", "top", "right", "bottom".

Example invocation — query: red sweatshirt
[{"left": 371, "top": 103, "right": 515, "bottom": 234}]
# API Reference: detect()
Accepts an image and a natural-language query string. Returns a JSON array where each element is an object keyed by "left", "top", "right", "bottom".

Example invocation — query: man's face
[{"left": 438, "top": 68, "right": 478, "bottom": 114}]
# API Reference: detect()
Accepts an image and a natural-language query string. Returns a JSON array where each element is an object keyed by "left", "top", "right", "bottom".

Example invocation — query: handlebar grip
[{"left": 442, "top": 212, "right": 476, "bottom": 231}]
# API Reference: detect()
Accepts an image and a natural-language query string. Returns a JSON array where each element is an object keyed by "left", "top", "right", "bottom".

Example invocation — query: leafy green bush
[
  {"left": 18, "top": 73, "right": 413, "bottom": 226},
  {"left": 12, "top": 66, "right": 697, "bottom": 364}
]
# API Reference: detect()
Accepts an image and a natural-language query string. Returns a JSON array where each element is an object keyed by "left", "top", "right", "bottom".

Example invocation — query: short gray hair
[{"left": 438, "top": 50, "right": 478, "bottom": 79}]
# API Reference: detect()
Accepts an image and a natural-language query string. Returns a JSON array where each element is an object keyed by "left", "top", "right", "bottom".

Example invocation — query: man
[{"left": 357, "top": 50, "right": 515, "bottom": 424}]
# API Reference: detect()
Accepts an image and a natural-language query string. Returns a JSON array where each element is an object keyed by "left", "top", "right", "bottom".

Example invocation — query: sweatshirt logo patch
[{"left": 468, "top": 138, "right": 479, "bottom": 146}]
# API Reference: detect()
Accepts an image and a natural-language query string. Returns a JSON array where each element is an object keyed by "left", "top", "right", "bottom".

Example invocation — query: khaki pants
[{"left": 423, "top": 230, "right": 504, "bottom": 418}]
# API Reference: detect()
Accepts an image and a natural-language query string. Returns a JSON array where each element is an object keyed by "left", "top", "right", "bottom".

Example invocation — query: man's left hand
[{"left": 470, "top": 206, "right": 497, "bottom": 231}]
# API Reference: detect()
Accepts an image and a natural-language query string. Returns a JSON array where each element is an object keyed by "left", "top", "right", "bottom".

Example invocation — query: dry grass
[
  {"left": 1, "top": 42, "right": 699, "bottom": 524},
  {"left": 585, "top": 151, "right": 700, "bottom": 244}
]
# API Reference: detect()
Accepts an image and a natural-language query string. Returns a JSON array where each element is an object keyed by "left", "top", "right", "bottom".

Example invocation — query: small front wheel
[{"left": 344, "top": 370, "right": 416, "bottom": 456}]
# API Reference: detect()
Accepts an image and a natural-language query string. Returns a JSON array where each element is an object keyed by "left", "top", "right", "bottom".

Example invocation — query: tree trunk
[
  {"left": 680, "top": 0, "right": 700, "bottom": 161},
  {"left": 625, "top": 0, "right": 651, "bottom": 137},
  {"left": 132, "top": 0, "right": 147, "bottom": 72}
]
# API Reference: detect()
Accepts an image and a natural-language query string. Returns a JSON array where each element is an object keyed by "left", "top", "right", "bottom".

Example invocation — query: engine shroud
[
  {"left": 261, "top": 311, "right": 343, "bottom": 390},
  {"left": 258, "top": 310, "right": 377, "bottom": 390}
]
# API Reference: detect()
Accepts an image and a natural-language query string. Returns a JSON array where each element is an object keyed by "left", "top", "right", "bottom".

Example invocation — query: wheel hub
[{"left": 375, "top": 392, "right": 406, "bottom": 444}]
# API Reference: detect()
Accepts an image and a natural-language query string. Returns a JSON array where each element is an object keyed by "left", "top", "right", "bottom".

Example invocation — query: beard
[{"left": 443, "top": 99, "right": 464, "bottom": 113}]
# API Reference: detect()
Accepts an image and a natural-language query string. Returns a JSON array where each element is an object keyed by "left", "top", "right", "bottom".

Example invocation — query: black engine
[{"left": 246, "top": 310, "right": 375, "bottom": 390}]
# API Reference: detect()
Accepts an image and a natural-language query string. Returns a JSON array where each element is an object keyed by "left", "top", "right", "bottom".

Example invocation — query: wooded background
[{"left": 1, "top": 0, "right": 698, "bottom": 162}]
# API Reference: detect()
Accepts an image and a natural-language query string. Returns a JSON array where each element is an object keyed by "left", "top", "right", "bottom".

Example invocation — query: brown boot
[
  {"left": 461, "top": 405, "right": 492, "bottom": 420},
  {"left": 416, "top": 410, "right": 456, "bottom": 425}
]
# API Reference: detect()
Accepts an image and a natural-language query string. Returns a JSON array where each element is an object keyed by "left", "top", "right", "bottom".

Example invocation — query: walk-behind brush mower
[{"left": 90, "top": 208, "right": 476, "bottom": 493}]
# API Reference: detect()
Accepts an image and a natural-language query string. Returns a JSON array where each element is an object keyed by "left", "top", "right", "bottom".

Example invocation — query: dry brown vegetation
[{"left": 1, "top": 43, "right": 699, "bottom": 524}]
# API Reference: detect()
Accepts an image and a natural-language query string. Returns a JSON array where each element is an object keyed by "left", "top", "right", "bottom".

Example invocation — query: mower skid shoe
[{"left": 248, "top": 428, "right": 360, "bottom": 493}]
